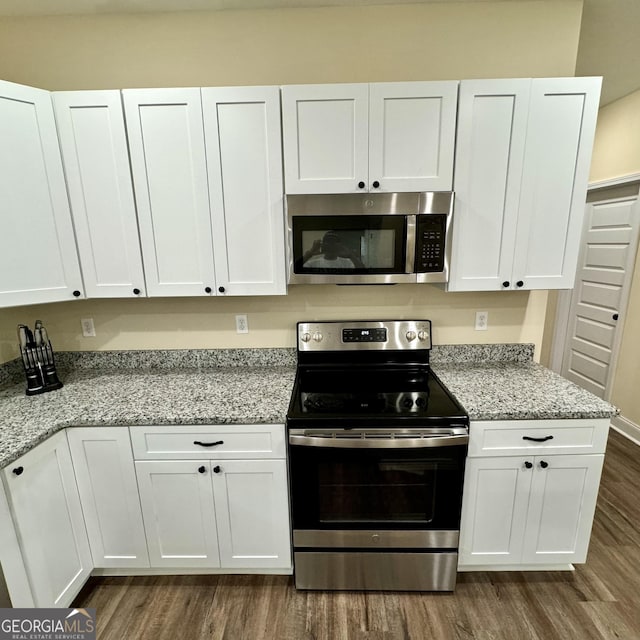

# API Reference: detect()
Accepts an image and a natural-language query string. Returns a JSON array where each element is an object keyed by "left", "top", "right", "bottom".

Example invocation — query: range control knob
[
  {"left": 312, "top": 332, "right": 323, "bottom": 342},
  {"left": 406, "top": 330, "right": 417, "bottom": 342},
  {"left": 300, "top": 332, "right": 311, "bottom": 343},
  {"left": 402, "top": 397, "right": 414, "bottom": 408},
  {"left": 418, "top": 330, "right": 428, "bottom": 342}
]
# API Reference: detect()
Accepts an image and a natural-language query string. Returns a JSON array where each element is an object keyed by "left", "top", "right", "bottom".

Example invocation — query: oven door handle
[{"left": 288, "top": 433, "right": 468, "bottom": 449}]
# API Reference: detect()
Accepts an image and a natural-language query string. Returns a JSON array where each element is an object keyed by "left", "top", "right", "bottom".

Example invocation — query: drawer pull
[
  {"left": 522, "top": 435, "right": 554, "bottom": 443},
  {"left": 193, "top": 440, "right": 224, "bottom": 447}
]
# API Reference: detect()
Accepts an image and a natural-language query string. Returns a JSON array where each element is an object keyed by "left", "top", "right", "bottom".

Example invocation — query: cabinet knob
[
  {"left": 516, "top": 281, "right": 524, "bottom": 288},
  {"left": 72, "top": 290, "right": 81, "bottom": 298},
  {"left": 198, "top": 465, "right": 206, "bottom": 474},
  {"left": 524, "top": 461, "right": 533, "bottom": 469},
  {"left": 12, "top": 466, "right": 24, "bottom": 476},
  {"left": 218, "top": 286, "right": 225, "bottom": 294},
  {"left": 357, "top": 181, "right": 366, "bottom": 189},
  {"left": 539, "top": 460, "right": 549, "bottom": 469},
  {"left": 613, "top": 313, "right": 619, "bottom": 321},
  {"left": 205, "top": 286, "right": 212, "bottom": 294},
  {"left": 133, "top": 288, "right": 141, "bottom": 295},
  {"left": 372, "top": 180, "right": 380, "bottom": 189},
  {"left": 213, "top": 465, "right": 222, "bottom": 474},
  {"left": 502, "top": 281, "right": 510, "bottom": 288}
]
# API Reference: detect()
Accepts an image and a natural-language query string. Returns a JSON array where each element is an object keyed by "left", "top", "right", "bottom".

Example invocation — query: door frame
[{"left": 549, "top": 173, "right": 640, "bottom": 403}]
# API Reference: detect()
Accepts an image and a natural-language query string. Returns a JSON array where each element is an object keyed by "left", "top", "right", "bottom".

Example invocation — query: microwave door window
[{"left": 299, "top": 227, "right": 399, "bottom": 273}]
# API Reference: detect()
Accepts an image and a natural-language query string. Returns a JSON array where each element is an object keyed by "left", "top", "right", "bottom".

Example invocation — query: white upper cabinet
[
  {"left": 513, "top": 77, "right": 601, "bottom": 289},
  {"left": 53, "top": 90, "right": 146, "bottom": 299},
  {"left": 449, "top": 76, "right": 601, "bottom": 292},
  {"left": 448, "top": 79, "right": 531, "bottom": 292},
  {"left": 122, "top": 88, "right": 216, "bottom": 297},
  {"left": 368, "top": 81, "right": 458, "bottom": 192},
  {"left": 202, "top": 86, "right": 286, "bottom": 296},
  {"left": 282, "top": 81, "right": 458, "bottom": 194},
  {"left": 0, "top": 80, "right": 84, "bottom": 307},
  {"left": 282, "top": 83, "right": 369, "bottom": 194}
]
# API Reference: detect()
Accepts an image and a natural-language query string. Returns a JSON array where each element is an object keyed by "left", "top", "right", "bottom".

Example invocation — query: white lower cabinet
[
  {"left": 459, "top": 419, "right": 608, "bottom": 569},
  {"left": 67, "top": 427, "right": 150, "bottom": 568},
  {"left": 2, "top": 431, "right": 92, "bottom": 607},
  {"left": 131, "top": 425, "right": 292, "bottom": 572}
]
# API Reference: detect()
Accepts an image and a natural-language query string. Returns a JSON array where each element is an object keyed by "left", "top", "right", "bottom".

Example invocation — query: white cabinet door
[
  {"left": 368, "top": 81, "right": 458, "bottom": 192},
  {"left": 513, "top": 77, "right": 602, "bottom": 290},
  {"left": 135, "top": 460, "right": 220, "bottom": 568},
  {"left": 522, "top": 454, "right": 604, "bottom": 564},
  {"left": 202, "top": 86, "right": 286, "bottom": 296},
  {"left": 459, "top": 456, "right": 532, "bottom": 566},
  {"left": 449, "top": 79, "right": 530, "bottom": 292},
  {"left": 67, "top": 427, "right": 149, "bottom": 569},
  {"left": 53, "top": 90, "right": 146, "bottom": 299},
  {"left": 282, "top": 83, "right": 369, "bottom": 194},
  {"left": 2, "top": 431, "right": 92, "bottom": 607},
  {"left": 0, "top": 80, "right": 84, "bottom": 307},
  {"left": 211, "top": 459, "right": 291, "bottom": 569},
  {"left": 123, "top": 88, "right": 215, "bottom": 297}
]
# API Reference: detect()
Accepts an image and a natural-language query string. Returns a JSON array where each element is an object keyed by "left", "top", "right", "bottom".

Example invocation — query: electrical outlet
[
  {"left": 475, "top": 311, "right": 488, "bottom": 331},
  {"left": 81, "top": 318, "right": 96, "bottom": 337},
  {"left": 235, "top": 314, "right": 249, "bottom": 334}
]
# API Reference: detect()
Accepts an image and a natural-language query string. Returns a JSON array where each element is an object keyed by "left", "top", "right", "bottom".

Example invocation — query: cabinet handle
[
  {"left": 133, "top": 288, "right": 141, "bottom": 295},
  {"left": 205, "top": 286, "right": 212, "bottom": 294},
  {"left": 502, "top": 281, "right": 510, "bottom": 288},
  {"left": 613, "top": 313, "right": 619, "bottom": 321},
  {"left": 357, "top": 181, "right": 366, "bottom": 189},
  {"left": 198, "top": 465, "right": 206, "bottom": 474},
  {"left": 12, "top": 466, "right": 24, "bottom": 476},
  {"left": 72, "top": 290, "right": 81, "bottom": 297},
  {"left": 522, "top": 435, "right": 554, "bottom": 442},
  {"left": 524, "top": 461, "right": 533, "bottom": 469},
  {"left": 539, "top": 460, "right": 549, "bottom": 469},
  {"left": 193, "top": 440, "right": 224, "bottom": 447},
  {"left": 218, "top": 286, "right": 226, "bottom": 294},
  {"left": 516, "top": 280, "right": 524, "bottom": 288},
  {"left": 213, "top": 465, "right": 222, "bottom": 474},
  {"left": 372, "top": 180, "right": 380, "bottom": 189}
]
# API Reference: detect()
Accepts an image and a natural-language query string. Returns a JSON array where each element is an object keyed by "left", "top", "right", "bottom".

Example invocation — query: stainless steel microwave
[{"left": 286, "top": 192, "right": 453, "bottom": 285}]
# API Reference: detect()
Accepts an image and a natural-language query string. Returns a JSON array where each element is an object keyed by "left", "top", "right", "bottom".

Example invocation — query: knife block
[{"left": 18, "top": 337, "right": 64, "bottom": 396}]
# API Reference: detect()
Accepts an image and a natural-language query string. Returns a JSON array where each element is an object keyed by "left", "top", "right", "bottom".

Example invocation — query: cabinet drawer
[
  {"left": 468, "top": 419, "right": 610, "bottom": 457},
  {"left": 130, "top": 425, "right": 286, "bottom": 460}
]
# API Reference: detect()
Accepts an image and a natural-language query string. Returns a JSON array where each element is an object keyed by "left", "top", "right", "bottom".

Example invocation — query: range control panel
[
  {"left": 298, "top": 320, "right": 432, "bottom": 352},
  {"left": 415, "top": 214, "right": 446, "bottom": 273}
]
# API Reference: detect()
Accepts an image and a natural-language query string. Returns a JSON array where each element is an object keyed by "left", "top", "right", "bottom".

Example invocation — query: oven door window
[
  {"left": 289, "top": 445, "right": 466, "bottom": 530},
  {"left": 291, "top": 215, "right": 406, "bottom": 274}
]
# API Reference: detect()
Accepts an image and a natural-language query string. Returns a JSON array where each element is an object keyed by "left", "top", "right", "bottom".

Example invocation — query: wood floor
[{"left": 74, "top": 429, "right": 640, "bottom": 640}]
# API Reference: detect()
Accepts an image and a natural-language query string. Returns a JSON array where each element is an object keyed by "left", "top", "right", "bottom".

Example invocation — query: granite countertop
[{"left": 0, "top": 344, "right": 618, "bottom": 469}]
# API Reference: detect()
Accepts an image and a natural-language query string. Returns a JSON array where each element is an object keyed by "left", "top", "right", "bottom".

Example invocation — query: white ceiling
[{"left": 0, "top": 0, "right": 637, "bottom": 105}]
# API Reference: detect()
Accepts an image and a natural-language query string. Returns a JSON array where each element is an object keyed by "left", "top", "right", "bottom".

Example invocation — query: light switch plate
[{"left": 475, "top": 311, "right": 488, "bottom": 331}]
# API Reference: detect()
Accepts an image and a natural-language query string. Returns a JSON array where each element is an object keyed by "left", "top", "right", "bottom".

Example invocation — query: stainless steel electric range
[{"left": 286, "top": 320, "right": 469, "bottom": 592}]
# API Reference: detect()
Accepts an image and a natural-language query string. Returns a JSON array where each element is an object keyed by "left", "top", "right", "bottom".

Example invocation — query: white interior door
[{"left": 562, "top": 185, "right": 640, "bottom": 398}]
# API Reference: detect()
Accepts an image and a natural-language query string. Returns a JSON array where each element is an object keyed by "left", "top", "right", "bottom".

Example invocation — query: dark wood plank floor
[{"left": 74, "top": 429, "right": 640, "bottom": 640}]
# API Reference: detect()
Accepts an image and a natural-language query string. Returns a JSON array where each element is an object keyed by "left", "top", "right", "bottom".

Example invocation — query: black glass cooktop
[{"left": 286, "top": 365, "right": 468, "bottom": 428}]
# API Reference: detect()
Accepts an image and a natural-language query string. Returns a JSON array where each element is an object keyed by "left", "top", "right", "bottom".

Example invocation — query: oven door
[
  {"left": 288, "top": 428, "right": 468, "bottom": 541},
  {"left": 288, "top": 213, "right": 416, "bottom": 284}
]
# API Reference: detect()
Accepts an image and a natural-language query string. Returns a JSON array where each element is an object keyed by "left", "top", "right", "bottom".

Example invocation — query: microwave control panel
[{"left": 415, "top": 215, "right": 446, "bottom": 273}]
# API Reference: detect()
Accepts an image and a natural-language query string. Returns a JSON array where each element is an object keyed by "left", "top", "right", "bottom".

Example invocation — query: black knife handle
[{"left": 193, "top": 440, "right": 224, "bottom": 447}]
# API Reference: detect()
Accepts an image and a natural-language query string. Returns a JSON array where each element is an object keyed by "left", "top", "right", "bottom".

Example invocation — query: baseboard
[
  {"left": 611, "top": 415, "right": 640, "bottom": 447},
  {"left": 458, "top": 564, "right": 574, "bottom": 572}
]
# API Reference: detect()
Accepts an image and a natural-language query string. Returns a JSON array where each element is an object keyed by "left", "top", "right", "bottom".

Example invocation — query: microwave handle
[{"left": 405, "top": 215, "right": 416, "bottom": 274}]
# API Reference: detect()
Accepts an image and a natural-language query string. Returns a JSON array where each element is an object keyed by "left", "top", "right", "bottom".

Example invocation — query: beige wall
[
  {"left": 0, "top": 1, "right": 582, "bottom": 365},
  {"left": 0, "top": 287, "right": 548, "bottom": 363},
  {"left": 588, "top": 89, "right": 640, "bottom": 425},
  {"left": 590, "top": 89, "right": 640, "bottom": 182}
]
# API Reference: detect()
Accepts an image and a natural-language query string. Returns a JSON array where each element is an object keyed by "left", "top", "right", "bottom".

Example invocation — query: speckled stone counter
[
  {"left": 0, "top": 349, "right": 296, "bottom": 468},
  {"left": 0, "top": 344, "right": 617, "bottom": 469}
]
